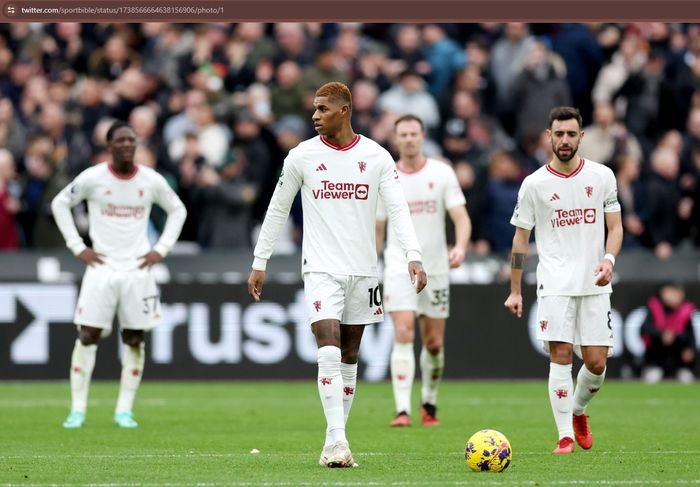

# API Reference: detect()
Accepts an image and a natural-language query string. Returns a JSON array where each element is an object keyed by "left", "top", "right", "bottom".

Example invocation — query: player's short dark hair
[
  {"left": 548, "top": 107, "right": 582, "bottom": 129},
  {"left": 315, "top": 82, "right": 352, "bottom": 110},
  {"left": 106, "top": 120, "right": 132, "bottom": 142},
  {"left": 394, "top": 114, "right": 425, "bottom": 132}
]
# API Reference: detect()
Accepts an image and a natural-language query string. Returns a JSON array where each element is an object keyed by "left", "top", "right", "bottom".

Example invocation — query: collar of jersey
[
  {"left": 546, "top": 158, "right": 584, "bottom": 178},
  {"left": 108, "top": 163, "right": 139, "bottom": 180},
  {"left": 320, "top": 134, "right": 361, "bottom": 151}
]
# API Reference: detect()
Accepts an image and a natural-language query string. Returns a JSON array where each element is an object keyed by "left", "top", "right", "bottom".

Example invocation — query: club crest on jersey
[
  {"left": 358, "top": 161, "right": 366, "bottom": 173},
  {"left": 138, "top": 189, "right": 144, "bottom": 197},
  {"left": 585, "top": 186, "right": 593, "bottom": 198},
  {"left": 313, "top": 300, "right": 322, "bottom": 312},
  {"left": 428, "top": 181, "right": 434, "bottom": 190}
]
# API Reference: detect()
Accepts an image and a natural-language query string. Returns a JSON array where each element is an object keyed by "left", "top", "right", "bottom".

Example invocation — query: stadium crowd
[{"left": 0, "top": 22, "right": 699, "bottom": 259}]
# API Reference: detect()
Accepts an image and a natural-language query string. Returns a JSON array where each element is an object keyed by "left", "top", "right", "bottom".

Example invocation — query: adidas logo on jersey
[
  {"left": 550, "top": 193, "right": 560, "bottom": 201},
  {"left": 373, "top": 307, "right": 383, "bottom": 316},
  {"left": 316, "top": 163, "right": 327, "bottom": 171}
]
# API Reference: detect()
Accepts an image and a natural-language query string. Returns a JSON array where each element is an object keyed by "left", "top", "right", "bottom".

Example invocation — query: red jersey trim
[
  {"left": 108, "top": 163, "right": 139, "bottom": 180},
  {"left": 320, "top": 134, "right": 361, "bottom": 151},
  {"left": 397, "top": 158, "right": 428, "bottom": 174},
  {"left": 546, "top": 158, "right": 584, "bottom": 179}
]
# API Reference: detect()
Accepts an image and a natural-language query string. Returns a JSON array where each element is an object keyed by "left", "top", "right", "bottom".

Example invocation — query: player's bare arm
[
  {"left": 138, "top": 250, "right": 163, "bottom": 269},
  {"left": 408, "top": 261, "right": 427, "bottom": 293},
  {"left": 504, "top": 226, "right": 530, "bottom": 318},
  {"left": 248, "top": 269, "right": 266, "bottom": 302},
  {"left": 594, "top": 211, "right": 623, "bottom": 286},
  {"left": 447, "top": 205, "right": 471, "bottom": 268},
  {"left": 78, "top": 248, "right": 105, "bottom": 266}
]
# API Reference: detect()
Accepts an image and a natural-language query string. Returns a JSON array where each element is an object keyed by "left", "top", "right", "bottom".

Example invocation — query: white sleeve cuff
[
  {"left": 153, "top": 243, "right": 169, "bottom": 258},
  {"left": 406, "top": 250, "right": 422, "bottom": 263},
  {"left": 252, "top": 257, "right": 268, "bottom": 271},
  {"left": 69, "top": 241, "right": 87, "bottom": 256}
]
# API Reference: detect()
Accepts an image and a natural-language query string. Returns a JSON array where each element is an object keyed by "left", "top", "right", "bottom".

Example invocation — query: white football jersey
[
  {"left": 378, "top": 158, "right": 466, "bottom": 275},
  {"left": 253, "top": 134, "right": 422, "bottom": 276},
  {"left": 52, "top": 162, "right": 187, "bottom": 270},
  {"left": 510, "top": 158, "right": 621, "bottom": 296}
]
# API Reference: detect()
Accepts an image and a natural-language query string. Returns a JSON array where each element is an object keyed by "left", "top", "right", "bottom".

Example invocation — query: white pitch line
[
  {"left": 2, "top": 450, "right": 700, "bottom": 460},
  {"left": 4, "top": 480, "right": 700, "bottom": 487}
]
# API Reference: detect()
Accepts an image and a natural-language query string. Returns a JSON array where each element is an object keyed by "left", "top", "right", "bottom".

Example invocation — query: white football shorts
[
  {"left": 536, "top": 294, "right": 614, "bottom": 358},
  {"left": 303, "top": 272, "right": 384, "bottom": 325},
  {"left": 383, "top": 271, "right": 449, "bottom": 319},
  {"left": 74, "top": 264, "right": 161, "bottom": 331}
]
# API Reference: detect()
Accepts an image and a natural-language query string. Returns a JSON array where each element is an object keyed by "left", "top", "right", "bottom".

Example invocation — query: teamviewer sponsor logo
[
  {"left": 312, "top": 181, "right": 369, "bottom": 200},
  {"left": 550, "top": 208, "right": 596, "bottom": 228}
]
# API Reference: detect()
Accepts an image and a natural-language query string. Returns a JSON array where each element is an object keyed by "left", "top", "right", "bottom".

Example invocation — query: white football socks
[
  {"left": 548, "top": 362, "right": 574, "bottom": 440},
  {"left": 420, "top": 346, "right": 444, "bottom": 406},
  {"left": 573, "top": 365, "right": 606, "bottom": 416},
  {"left": 116, "top": 342, "right": 145, "bottom": 414},
  {"left": 69, "top": 339, "right": 97, "bottom": 413},
  {"left": 317, "top": 346, "right": 346, "bottom": 447},
  {"left": 390, "top": 342, "right": 415, "bottom": 414},
  {"left": 340, "top": 361, "right": 358, "bottom": 424}
]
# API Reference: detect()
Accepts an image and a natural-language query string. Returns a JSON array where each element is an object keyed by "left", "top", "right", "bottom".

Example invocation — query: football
[{"left": 465, "top": 429, "right": 512, "bottom": 472}]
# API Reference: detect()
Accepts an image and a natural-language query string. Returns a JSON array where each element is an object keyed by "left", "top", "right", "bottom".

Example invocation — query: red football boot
[
  {"left": 573, "top": 414, "right": 593, "bottom": 449},
  {"left": 552, "top": 436, "right": 575, "bottom": 454}
]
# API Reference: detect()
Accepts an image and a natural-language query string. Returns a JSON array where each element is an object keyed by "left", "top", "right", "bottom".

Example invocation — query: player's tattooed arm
[{"left": 511, "top": 253, "right": 525, "bottom": 269}]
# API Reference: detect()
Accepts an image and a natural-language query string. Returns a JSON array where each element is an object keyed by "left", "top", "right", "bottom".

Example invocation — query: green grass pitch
[{"left": 1, "top": 380, "right": 699, "bottom": 485}]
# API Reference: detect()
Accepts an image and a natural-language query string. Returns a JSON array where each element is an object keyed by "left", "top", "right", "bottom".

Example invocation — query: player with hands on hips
[{"left": 51, "top": 121, "right": 186, "bottom": 429}]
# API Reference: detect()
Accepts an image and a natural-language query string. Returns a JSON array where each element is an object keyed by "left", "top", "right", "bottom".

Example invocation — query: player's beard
[{"left": 553, "top": 141, "right": 579, "bottom": 162}]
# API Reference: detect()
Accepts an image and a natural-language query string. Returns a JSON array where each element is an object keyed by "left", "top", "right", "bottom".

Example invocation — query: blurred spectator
[
  {"left": 273, "top": 23, "right": 316, "bottom": 66},
  {"left": 74, "top": 77, "right": 112, "bottom": 140},
  {"left": 36, "top": 101, "right": 92, "bottom": 175},
  {"left": 613, "top": 154, "right": 646, "bottom": 248},
  {"left": 640, "top": 282, "right": 696, "bottom": 384},
  {"left": 378, "top": 69, "right": 441, "bottom": 133},
  {"left": 644, "top": 146, "right": 686, "bottom": 259},
  {"left": 18, "top": 147, "right": 69, "bottom": 248},
  {"left": 88, "top": 34, "right": 138, "bottom": 80},
  {"left": 454, "top": 160, "right": 485, "bottom": 250},
  {"left": 511, "top": 41, "right": 571, "bottom": 143},
  {"left": 350, "top": 79, "right": 381, "bottom": 138},
  {"left": 271, "top": 60, "right": 307, "bottom": 119},
  {"left": 422, "top": 24, "right": 467, "bottom": 98},
  {"left": 387, "top": 25, "right": 430, "bottom": 78},
  {"left": 0, "top": 149, "right": 21, "bottom": 250},
  {"left": 579, "top": 100, "right": 643, "bottom": 166},
  {"left": 552, "top": 23, "right": 605, "bottom": 125},
  {"left": 231, "top": 110, "right": 279, "bottom": 225},
  {"left": 0, "top": 96, "right": 28, "bottom": 162},
  {"left": 168, "top": 103, "right": 231, "bottom": 168},
  {"left": 192, "top": 158, "right": 258, "bottom": 249},
  {"left": 616, "top": 47, "right": 673, "bottom": 149},
  {"left": 303, "top": 46, "right": 350, "bottom": 93},
  {"left": 355, "top": 41, "right": 392, "bottom": 93},
  {"left": 225, "top": 23, "right": 276, "bottom": 92},
  {"left": 476, "top": 150, "right": 523, "bottom": 255},
  {"left": 163, "top": 89, "right": 206, "bottom": 144},
  {"left": 441, "top": 91, "right": 489, "bottom": 167},
  {"left": 489, "top": 23, "right": 536, "bottom": 134},
  {"left": 42, "top": 23, "right": 90, "bottom": 80},
  {"left": 592, "top": 31, "right": 646, "bottom": 105}
]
